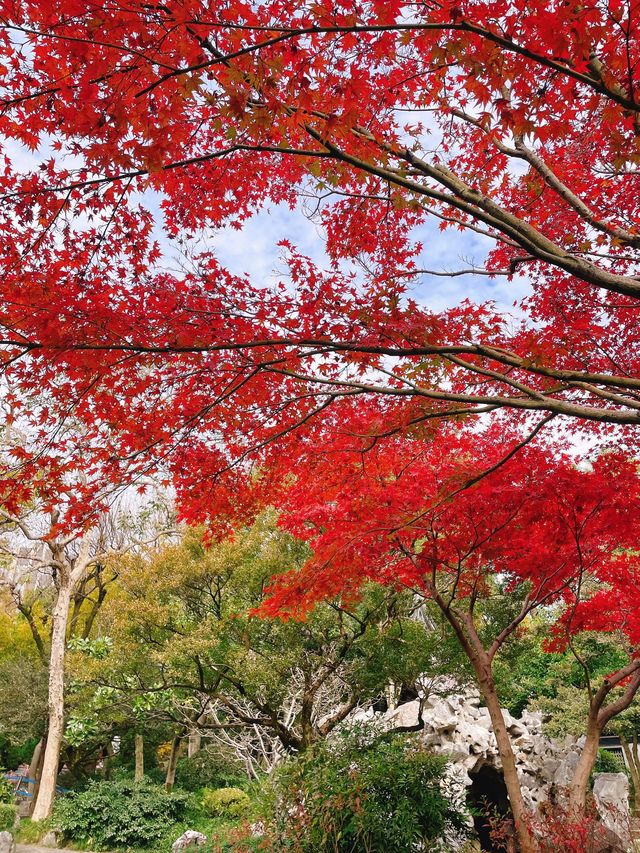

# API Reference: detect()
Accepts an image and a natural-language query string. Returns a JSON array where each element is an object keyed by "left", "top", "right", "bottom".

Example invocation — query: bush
[
  {"left": 593, "top": 748, "right": 628, "bottom": 777},
  {"left": 54, "top": 779, "right": 191, "bottom": 849},
  {"left": 176, "top": 748, "right": 246, "bottom": 793},
  {"left": 0, "top": 803, "right": 16, "bottom": 832},
  {"left": 0, "top": 737, "right": 39, "bottom": 771},
  {"left": 202, "top": 787, "right": 250, "bottom": 819},
  {"left": 267, "top": 729, "right": 467, "bottom": 852},
  {"left": 524, "top": 799, "right": 614, "bottom": 853},
  {"left": 0, "top": 773, "right": 14, "bottom": 805}
]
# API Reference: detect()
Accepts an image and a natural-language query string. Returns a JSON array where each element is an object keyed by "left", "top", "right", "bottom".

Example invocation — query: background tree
[
  {"left": 0, "top": 491, "right": 174, "bottom": 820},
  {"left": 0, "top": 595, "right": 48, "bottom": 771},
  {"left": 72, "top": 512, "right": 463, "bottom": 776}
]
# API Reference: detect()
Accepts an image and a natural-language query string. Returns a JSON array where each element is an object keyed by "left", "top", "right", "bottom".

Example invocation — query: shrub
[
  {"left": 54, "top": 779, "right": 191, "bottom": 849},
  {"left": 176, "top": 748, "right": 245, "bottom": 792},
  {"left": 267, "top": 729, "right": 467, "bottom": 852},
  {"left": 202, "top": 787, "right": 250, "bottom": 819},
  {"left": 0, "top": 773, "right": 14, "bottom": 805},
  {"left": 0, "top": 803, "right": 16, "bottom": 832},
  {"left": 593, "top": 748, "right": 628, "bottom": 777},
  {"left": 498, "top": 798, "right": 615, "bottom": 853},
  {"left": 4, "top": 738, "right": 39, "bottom": 768}
]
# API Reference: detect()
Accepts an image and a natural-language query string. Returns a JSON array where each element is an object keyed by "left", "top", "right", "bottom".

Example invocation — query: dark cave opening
[{"left": 467, "top": 764, "right": 513, "bottom": 852}]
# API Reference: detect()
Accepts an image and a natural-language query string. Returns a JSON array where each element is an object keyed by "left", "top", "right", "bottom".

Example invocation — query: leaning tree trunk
[
  {"left": 164, "top": 736, "right": 181, "bottom": 793},
  {"left": 134, "top": 733, "right": 145, "bottom": 782},
  {"left": 187, "top": 729, "right": 201, "bottom": 758},
  {"left": 31, "top": 582, "right": 72, "bottom": 821},
  {"left": 568, "top": 714, "right": 602, "bottom": 812},
  {"left": 437, "top": 600, "right": 538, "bottom": 853},
  {"left": 476, "top": 668, "right": 538, "bottom": 853},
  {"left": 26, "top": 736, "right": 45, "bottom": 816}
]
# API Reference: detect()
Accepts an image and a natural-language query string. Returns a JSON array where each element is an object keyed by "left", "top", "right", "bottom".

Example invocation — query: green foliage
[
  {"left": 0, "top": 773, "right": 14, "bottom": 805},
  {"left": 76, "top": 512, "right": 456, "bottom": 764},
  {"left": 267, "top": 729, "right": 467, "bottom": 852},
  {"left": 176, "top": 748, "right": 245, "bottom": 793},
  {"left": 593, "top": 748, "right": 628, "bottom": 777},
  {"left": 54, "top": 779, "right": 191, "bottom": 849},
  {"left": 202, "top": 788, "right": 250, "bottom": 819},
  {"left": 0, "top": 803, "right": 16, "bottom": 832},
  {"left": 67, "top": 636, "right": 113, "bottom": 660},
  {"left": 3, "top": 737, "right": 39, "bottom": 770},
  {"left": 533, "top": 685, "right": 591, "bottom": 738}
]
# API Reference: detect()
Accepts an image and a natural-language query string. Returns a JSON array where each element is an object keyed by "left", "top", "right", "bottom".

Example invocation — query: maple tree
[{"left": 250, "top": 424, "right": 640, "bottom": 851}]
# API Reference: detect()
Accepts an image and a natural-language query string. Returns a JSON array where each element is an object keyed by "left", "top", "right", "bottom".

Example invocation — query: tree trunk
[
  {"left": 26, "top": 737, "right": 45, "bottom": 816},
  {"left": 187, "top": 729, "right": 201, "bottom": 758},
  {"left": 164, "top": 736, "right": 181, "bottom": 793},
  {"left": 102, "top": 740, "right": 114, "bottom": 780},
  {"left": 568, "top": 714, "right": 602, "bottom": 811},
  {"left": 134, "top": 733, "right": 145, "bottom": 782},
  {"left": 631, "top": 736, "right": 640, "bottom": 816},
  {"left": 476, "top": 667, "right": 538, "bottom": 853},
  {"left": 432, "top": 599, "right": 537, "bottom": 852},
  {"left": 31, "top": 583, "right": 72, "bottom": 821},
  {"left": 621, "top": 737, "right": 640, "bottom": 816}
]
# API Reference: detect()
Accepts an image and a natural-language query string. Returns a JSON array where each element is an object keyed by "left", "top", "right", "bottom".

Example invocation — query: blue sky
[{"left": 209, "top": 201, "right": 533, "bottom": 314}]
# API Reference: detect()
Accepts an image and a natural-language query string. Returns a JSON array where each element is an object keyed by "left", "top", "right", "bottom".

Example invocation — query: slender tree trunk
[
  {"left": 187, "top": 729, "right": 201, "bottom": 758},
  {"left": 134, "top": 733, "right": 145, "bottom": 782},
  {"left": 477, "top": 668, "right": 538, "bottom": 853},
  {"left": 31, "top": 583, "right": 72, "bottom": 821},
  {"left": 621, "top": 739, "right": 640, "bottom": 815},
  {"left": 631, "top": 736, "right": 640, "bottom": 816},
  {"left": 164, "top": 737, "right": 181, "bottom": 793},
  {"left": 26, "top": 737, "right": 45, "bottom": 816},
  {"left": 568, "top": 714, "right": 602, "bottom": 811},
  {"left": 436, "top": 600, "right": 538, "bottom": 853},
  {"left": 102, "top": 741, "right": 114, "bottom": 780}
]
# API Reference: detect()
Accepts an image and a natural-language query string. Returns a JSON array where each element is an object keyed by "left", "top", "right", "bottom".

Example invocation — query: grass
[{"left": 15, "top": 817, "right": 52, "bottom": 844}]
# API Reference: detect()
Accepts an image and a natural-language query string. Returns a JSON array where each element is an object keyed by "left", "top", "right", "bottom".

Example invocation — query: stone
[
  {"left": 386, "top": 699, "right": 421, "bottom": 729},
  {"left": 584, "top": 825, "right": 627, "bottom": 853},
  {"left": 41, "top": 830, "right": 61, "bottom": 848},
  {"left": 593, "top": 773, "right": 630, "bottom": 846},
  {"left": 249, "top": 821, "right": 265, "bottom": 838},
  {"left": 0, "top": 833, "right": 14, "bottom": 853},
  {"left": 171, "top": 830, "right": 207, "bottom": 852},
  {"left": 540, "top": 758, "right": 559, "bottom": 781}
]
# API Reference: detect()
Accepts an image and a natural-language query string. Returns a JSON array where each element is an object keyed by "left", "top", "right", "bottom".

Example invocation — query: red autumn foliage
[{"left": 0, "top": 0, "right": 637, "bottom": 523}]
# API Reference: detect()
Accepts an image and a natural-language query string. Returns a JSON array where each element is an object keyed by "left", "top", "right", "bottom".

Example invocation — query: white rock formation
[
  {"left": 171, "top": 830, "right": 207, "bottom": 851},
  {"left": 383, "top": 692, "right": 598, "bottom": 814},
  {"left": 0, "top": 833, "right": 14, "bottom": 853},
  {"left": 593, "top": 773, "right": 631, "bottom": 847}
]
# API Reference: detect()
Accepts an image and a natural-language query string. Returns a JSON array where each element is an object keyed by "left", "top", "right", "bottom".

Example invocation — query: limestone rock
[
  {"left": 41, "top": 829, "right": 61, "bottom": 848},
  {"left": 593, "top": 773, "right": 630, "bottom": 847},
  {"left": 172, "top": 830, "right": 207, "bottom": 851},
  {"left": 380, "top": 689, "right": 586, "bottom": 816},
  {"left": 584, "top": 825, "right": 627, "bottom": 853},
  {"left": 386, "top": 699, "right": 421, "bottom": 729},
  {"left": 0, "top": 832, "right": 14, "bottom": 853}
]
